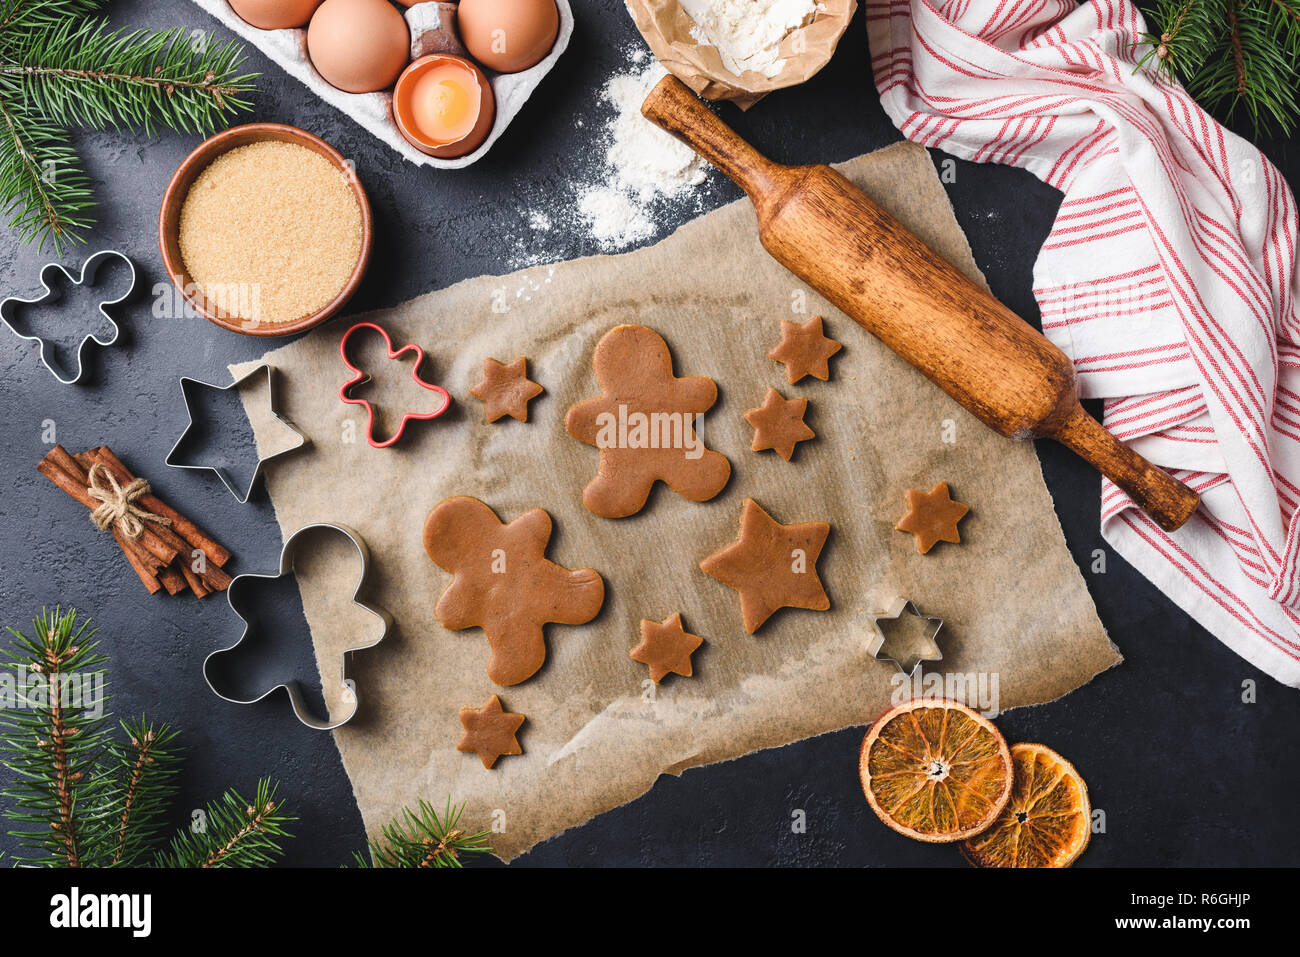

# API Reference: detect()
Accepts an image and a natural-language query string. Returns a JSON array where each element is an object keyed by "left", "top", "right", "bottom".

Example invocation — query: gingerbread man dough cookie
[
  {"left": 424, "top": 496, "right": 605, "bottom": 685},
  {"left": 565, "top": 325, "right": 731, "bottom": 518}
]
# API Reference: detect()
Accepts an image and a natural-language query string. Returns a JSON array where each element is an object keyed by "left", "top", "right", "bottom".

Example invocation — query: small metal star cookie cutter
[
  {"left": 205, "top": 522, "right": 392, "bottom": 731},
  {"left": 0, "top": 249, "right": 136, "bottom": 385},
  {"left": 165, "top": 363, "right": 306, "bottom": 503},
  {"left": 868, "top": 599, "right": 945, "bottom": 676}
]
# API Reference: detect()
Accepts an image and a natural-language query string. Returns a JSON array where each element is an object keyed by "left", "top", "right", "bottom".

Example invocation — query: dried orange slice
[
  {"left": 961, "top": 742, "right": 1091, "bottom": 867},
  {"left": 859, "top": 698, "right": 1012, "bottom": 843}
]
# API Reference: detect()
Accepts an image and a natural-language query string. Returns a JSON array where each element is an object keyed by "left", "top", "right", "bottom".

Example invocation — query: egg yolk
[{"left": 409, "top": 65, "right": 480, "bottom": 144}]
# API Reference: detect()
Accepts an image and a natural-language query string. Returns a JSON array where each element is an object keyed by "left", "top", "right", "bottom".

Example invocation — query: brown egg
[
  {"left": 459, "top": 0, "right": 558, "bottom": 74},
  {"left": 307, "top": 0, "right": 411, "bottom": 94},
  {"left": 229, "top": 0, "right": 323, "bottom": 29},
  {"left": 393, "top": 54, "right": 496, "bottom": 158}
]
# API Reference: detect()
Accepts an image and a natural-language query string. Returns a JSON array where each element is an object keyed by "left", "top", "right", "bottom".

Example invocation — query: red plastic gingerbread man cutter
[{"left": 338, "top": 321, "right": 451, "bottom": 448}]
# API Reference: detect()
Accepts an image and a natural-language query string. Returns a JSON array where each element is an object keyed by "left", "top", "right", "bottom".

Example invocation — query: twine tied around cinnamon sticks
[
  {"left": 38, "top": 445, "right": 232, "bottom": 599},
  {"left": 86, "top": 463, "right": 172, "bottom": 541}
]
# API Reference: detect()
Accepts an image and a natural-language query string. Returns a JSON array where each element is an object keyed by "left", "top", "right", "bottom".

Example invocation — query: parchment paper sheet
[
  {"left": 625, "top": 0, "right": 857, "bottom": 109},
  {"left": 237, "top": 142, "right": 1118, "bottom": 861}
]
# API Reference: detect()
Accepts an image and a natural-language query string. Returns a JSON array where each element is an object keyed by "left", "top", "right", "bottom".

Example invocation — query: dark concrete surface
[{"left": 0, "top": 0, "right": 1297, "bottom": 867}]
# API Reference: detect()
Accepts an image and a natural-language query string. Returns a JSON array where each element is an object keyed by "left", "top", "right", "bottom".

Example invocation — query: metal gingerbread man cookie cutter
[
  {"left": 205, "top": 522, "right": 392, "bottom": 731},
  {"left": 0, "top": 249, "right": 136, "bottom": 385}
]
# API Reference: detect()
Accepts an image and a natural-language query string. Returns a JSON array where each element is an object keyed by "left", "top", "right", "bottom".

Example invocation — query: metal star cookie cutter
[
  {"left": 165, "top": 363, "right": 306, "bottom": 503},
  {"left": 205, "top": 522, "right": 392, "bottom": 731},
  {"left": 868, "top": 599, "right": 945, "bottom": 676},
  {"left": 0, "top": 249, "right": 136, "bottom": 385}
]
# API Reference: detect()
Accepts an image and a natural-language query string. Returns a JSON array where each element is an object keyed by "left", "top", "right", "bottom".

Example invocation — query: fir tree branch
[
  {"left": 0, "top": 608, "right": 111, "bottom": 867},
  {"left": 1139, "top": 0, "right": 1300, "bottom": 133},
  {"left": 0, "top": 21, "right": 257, "bottom": 135},
  {"left": 1228, "top": 0, "right": 1247, "bottom": 94},
  {"left": 0, "top": 1, "right": 105, "bottom": 34},
  {"left": 0, "top": 7, "right": 258, "bottom": 251},
  {"left": 156, "top": 779, "right": 292, "bottom": 868},
  {"left": 108, "top": 716, "right": 181, "bottom": 867},
  {"left": 1271, "top": 0, "right": 1300, "bottom": 22},
  {"left": 357, "top": 799, "right": 491, "bottom": 868},
  {"left": 2, "top": 609, "right": 292, "bottom": 869},
  {"left": 0, "top": 94, "right": 92, "bottom": 250}
]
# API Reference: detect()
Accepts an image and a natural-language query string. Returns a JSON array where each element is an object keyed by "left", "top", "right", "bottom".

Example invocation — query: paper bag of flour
[{"left": 625, "top": 0, "right": 857, "bottom": 110}]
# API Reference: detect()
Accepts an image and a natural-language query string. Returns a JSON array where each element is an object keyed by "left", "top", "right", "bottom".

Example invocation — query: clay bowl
[{"left": 158, "top": 123, "right": 372, "bottom": 338}]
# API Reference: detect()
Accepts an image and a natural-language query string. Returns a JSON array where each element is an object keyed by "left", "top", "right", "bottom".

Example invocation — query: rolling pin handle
[
  {"left": 641, "top": 75, "right": 782, "bottom": 202},
  {"left": 1053, "top": 405, "right": 1200, "bottom": 532}
]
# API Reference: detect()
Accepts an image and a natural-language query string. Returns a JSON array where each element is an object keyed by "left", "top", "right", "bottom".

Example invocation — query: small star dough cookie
[
  {"left": 458, "top": 694, "right": 525, "bottom": 769},
  {"left": 768, "top": 315, "right": 842, "bottom": 384},
  {"left": 631, "top": 613, "right": 703, "bottom": 683},
  {"left": 896, "top": 481, "right": 970, "bottom": 554},
  {"left": 700, "top": 498, "right": 831, "bottom": 633},
  {"left": 424, "top": 496, "right": 605, "bottom": 685},
  {"left": 470, "top": 356, "right": 543, "bottom": 422},
  {"left": 744, "top": 387, "right": 815, "bottom": 461},
  {"left": 565, "top": 324, "right": 731, "bottom": 518}
]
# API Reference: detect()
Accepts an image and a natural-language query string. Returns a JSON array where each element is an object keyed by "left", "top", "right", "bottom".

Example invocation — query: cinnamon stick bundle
[{"left": 38, "top": 445, "right": 233, "bottom": 599}]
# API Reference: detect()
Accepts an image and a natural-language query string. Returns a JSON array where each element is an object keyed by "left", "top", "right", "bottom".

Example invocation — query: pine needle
[
  {"left": 0, "top": 607, "right": 111, "bottom": 867},
  {"left": 357, "top": 799, "right": 492, "bottom": 868},
  {"left": 1139, "top": 0, "right": 1300, "bottom": 134},
  {"left": 0, "top": 608, "right": 294, "bottom": 869},
  {"left": 155, "top": 779, "right": 294, "bottom": 868},
  {"left": 0, "top": 3, "right": 257, "bottom": 251}
]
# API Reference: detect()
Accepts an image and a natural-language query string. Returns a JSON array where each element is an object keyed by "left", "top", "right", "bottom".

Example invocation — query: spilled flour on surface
[
  {"left": 576, "top": 59, "right": 709, "bottom": 249},
  {"left": 509, "top": 49, "right": 711, "bottom": 266}
]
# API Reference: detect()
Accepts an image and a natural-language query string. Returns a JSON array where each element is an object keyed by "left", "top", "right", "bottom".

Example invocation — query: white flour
[
  {"left": 681, "top": 0, "right": 821, "bottom": 78},
  {"left": 576, "top": 59, "right": 707, "bottom": 249},
  {"left": 509, "top": 52, "right": 710, "bottom": 263}
]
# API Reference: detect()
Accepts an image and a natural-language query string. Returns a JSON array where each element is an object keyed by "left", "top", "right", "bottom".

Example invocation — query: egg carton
[{"left": 189, "top": 0, "right": 573, "bottom": 169}]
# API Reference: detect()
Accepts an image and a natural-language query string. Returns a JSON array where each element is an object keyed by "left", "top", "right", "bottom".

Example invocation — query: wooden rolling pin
[{"left": 642, "top": 75, "right": 1199, "bottom": 532}]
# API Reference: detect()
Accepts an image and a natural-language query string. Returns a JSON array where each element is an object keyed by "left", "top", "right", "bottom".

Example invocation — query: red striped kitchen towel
[{"left": 869, "top": 0, "right": 1300, "bottom": 686}]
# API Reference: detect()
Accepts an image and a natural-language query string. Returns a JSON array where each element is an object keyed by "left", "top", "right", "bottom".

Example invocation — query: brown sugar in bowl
[{"left": 158, "top": 123, "right": 373, "bottom": 337}]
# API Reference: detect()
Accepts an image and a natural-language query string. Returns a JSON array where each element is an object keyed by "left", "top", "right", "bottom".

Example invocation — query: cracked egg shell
[{"left": 393, "top": 54, "right": 496, "bottom": 158}]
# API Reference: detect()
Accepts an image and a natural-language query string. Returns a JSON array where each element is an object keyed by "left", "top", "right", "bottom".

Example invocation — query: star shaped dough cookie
[
  {"left": 631, "top": 613, "right": 703, "bottom": 683},
  {"left": 424, "top": 497, "right": 605, "bottom": 686},
  {"left": 565, "top": 324, "right": 731, "bottom": 518},
  {"left": 700, "top": 498, "right": 830, "bottom": 633},
  {"left": 458, "top": 694, "right": 525, "bottom": 769},
  {"left": 768, "top": 315, "right": 842, "bottom": 384},
  {"left": 896, "top": 481, "right": 970, "bottom": 554},
  {"left": 470, "top": 356, "right": 543, "bottom": 423},
  {"left": 744, "top": 387, "right": 815, "bottom": 461}
]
